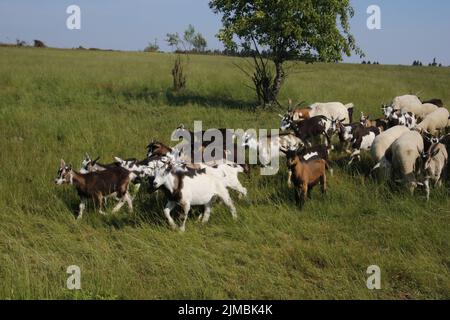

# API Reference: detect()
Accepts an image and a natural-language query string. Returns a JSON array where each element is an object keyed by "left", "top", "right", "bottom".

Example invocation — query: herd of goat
[{"left": 55, "top": 94, "right": 450, "bottom": 231}]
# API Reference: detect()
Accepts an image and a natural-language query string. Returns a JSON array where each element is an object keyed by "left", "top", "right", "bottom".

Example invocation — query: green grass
[{"left": 1, "top": 46, "right": 450, "bottom": 299}]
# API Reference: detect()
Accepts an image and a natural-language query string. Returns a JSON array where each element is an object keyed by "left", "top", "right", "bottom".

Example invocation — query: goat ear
[
  {"left": 114, "top": 156, "right": 123, "bottom": 163},
  {"left": 278, "top": 114, "right": 284, "bottom": 118},
  {"left": 60, "top": 159, "right": 65, "bottom": 168},
  {"left": 431, "top": 149, "right": 440, "bottom": 157}
]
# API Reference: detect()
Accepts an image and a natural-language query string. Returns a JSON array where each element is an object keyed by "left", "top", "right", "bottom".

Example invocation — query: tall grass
[{"left": 0, "top": 47, "right": 449, "bottom": 299}]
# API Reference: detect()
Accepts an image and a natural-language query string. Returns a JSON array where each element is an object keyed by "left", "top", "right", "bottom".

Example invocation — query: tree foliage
[{"left": 209, "top": 0, "right": 363, "bottom": 106}]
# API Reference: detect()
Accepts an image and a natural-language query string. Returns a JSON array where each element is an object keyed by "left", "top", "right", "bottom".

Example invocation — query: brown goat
[
  {"left": 55, "top": 159, "right": 133, "bottom": 219},
  {"left": 286, "top": 150, "right": 327, "bottom": 205}
]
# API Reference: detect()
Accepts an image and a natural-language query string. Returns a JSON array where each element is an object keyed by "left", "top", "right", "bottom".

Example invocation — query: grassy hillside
[{"left": 1, "top": 46, "right": 449, "bottom": 299}]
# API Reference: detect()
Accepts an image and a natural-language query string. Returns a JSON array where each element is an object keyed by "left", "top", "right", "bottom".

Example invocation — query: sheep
[
  {"left": 419, "top": 142, "right": 448, "bottom": 200},
  {"left": 281, "top": 102, "right": 353, "bottom": 124},
  {"left": 55, "top": 159, "right": 133, "bottom": 219},
  {"left": 371, "top": 126, "right": 411, "bottom": 164},
  {"left": 387, "top": 130, "right": 424, "bottom": 193},
  {"left": 416, "top": 107, "right": 450, "bottom": 135},
  {"left": 391, "top": 94, "right": 422, "bottom": 110},
  {"left": 370, "top": 125, "right": 410, "bottom": 177},
  {"left": 286, "top": 149, "right": 327, "bottom": 206},
  {"left": 389, "top": 95, "right": 439, "bottom": 120}
]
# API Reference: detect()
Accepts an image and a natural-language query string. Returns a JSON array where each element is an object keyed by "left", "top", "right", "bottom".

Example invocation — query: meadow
[{"left": 1, "top": 46, "right": 450, "bottom": 299}]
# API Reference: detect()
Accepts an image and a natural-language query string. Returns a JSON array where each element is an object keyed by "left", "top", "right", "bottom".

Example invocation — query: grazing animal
[
  {"left": 281, "top": 102, "right": 353, "bottom": 124},
  {"left": 416, "top": 108, "right": 450, "bottom": 136},
  {"left": 282, "top": 145, "right": 331, "bottom": 187},
  {"left": 286, "top": 149, "right": 327, "bottom": 205},
  {"left": 391, "top": 94, "right": 422, "bottom": 111},
  {"left": 55, "top": 159, "right": 133, "bottom": 219},
  {"left": 346, "top": 125, "right": 380, "bottom": 165},
  {"left": 242, "top": 131, "right": 303, "bottom": 166},
  {"left": 420, "top": 142, "right": 448, "bottom": 200},
  {"left": 386, "top": 130, "right": 424, "bottom": 193},
  {"left": 360, "top": 112, "right": 388, "bottom": 132},
  {"left": 371, "top": 125, "right": 410, "bottom": 175},
  {"left": 152, "top": 158, "right": 238, "bottom": 232},
  {"left": 80, "top": 154, "right": 120, "bottom": 174},
  {"left": 388, "top": 95, "right": 438, "bottom": 120},
  {"left": 281, "top": 115, "right": 332, "bottom": 147},
  {"left": 388, "top": 111, "right": 417, "bottom": 129},
  {"left": 147, "top": 141, "right": 173, "bottom": 158}
]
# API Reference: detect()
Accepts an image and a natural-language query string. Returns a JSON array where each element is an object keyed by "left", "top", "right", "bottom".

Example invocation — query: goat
[
  {"left": 346, "top": 125, "right": 380, "bottom": 165},
  {"left": 286, "top": 149, "right": 327, "bottom": 206},
  {"left": 387, "top": 111, "right": 417, "bottom": 129},
  {"left": 281, "top": 115, "right": 332, "bottom": 147},
  {"left": 280, "top": 102, "right": 353, "bottom": 125},
  {"left": 282, "top": 144, "right": 331, "bottom": 187},
  {"left": 419, "top": 142, "right": 448, "bottom": 200},
  {"left": 80, "top": 153, "right": 119, "bottom": 174},
  {"left": 151, "top": 157, "right": 237, "bottom": 232},
  {"left": 242, "top": 131, "right": 303, "bottom": 167},
  {"left": 147, "top": 141, "right": 173, "bottom": 158},
  {"left": 360, "top": 112, "right": 388, "bottom": 132},
  {"left": 55, "top": 159, "right": 133, "bottom": 219}
]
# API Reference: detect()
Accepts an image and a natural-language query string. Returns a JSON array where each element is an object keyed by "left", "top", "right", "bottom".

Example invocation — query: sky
[{"left": 0, "top": 0, "right": 449, "bottom": 65}]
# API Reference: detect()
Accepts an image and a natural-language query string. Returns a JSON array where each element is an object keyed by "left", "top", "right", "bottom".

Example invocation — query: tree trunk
[{"left": 270, "top": 60, "right": 285, "bottom": 104}]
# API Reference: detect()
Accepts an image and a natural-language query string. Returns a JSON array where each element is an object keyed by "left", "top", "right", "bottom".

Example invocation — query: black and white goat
[{"left": 280, "top": 115, "right": 333, "bottom": 147}]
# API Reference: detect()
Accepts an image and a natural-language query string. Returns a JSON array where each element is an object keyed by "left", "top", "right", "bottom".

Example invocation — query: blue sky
[{"left": 0, "top": 0, "right": 449, "bottom": 65}]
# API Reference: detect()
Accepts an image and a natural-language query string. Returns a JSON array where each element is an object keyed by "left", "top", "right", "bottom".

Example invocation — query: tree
[
  {"left": 144, "top": 39, "right": 159, "bottom": 52},
  {"left": 166, "top": 32, "right": 182, "bottom": 51},
  {"left": 184, "top": 24, "right": 196, "bottom": 51},
  {"left": 192, "top": 33, "right": 208, "bottom": 52},
  {"left": 209, "top": 0, "right": 363, "bottom": 107}
]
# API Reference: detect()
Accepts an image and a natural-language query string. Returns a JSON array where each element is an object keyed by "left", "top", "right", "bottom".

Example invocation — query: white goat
[
  {"left": 152, "top": 159, "right": 237, "bottom": 232},
  {"left": 420, "top": 143, "right": 448, "bottom": 201}
]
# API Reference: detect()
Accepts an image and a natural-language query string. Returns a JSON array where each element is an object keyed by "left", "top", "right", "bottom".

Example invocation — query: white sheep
[
  {"left": 309, "top": 102, "right": 354, "bottom": 124},
  {"left": 391, "top": 95, "right": 422, "bottom": 110},
  {"left": 388, "top": 130, "right": 424, "bottom": 193},
  {"left": 371, "top": 125, "right": 410, "bottom": 163},
  {"left": 416, "top": 107, "right": 450, "bottom": 135},
  {"left": 370, "top": 125, "right": 410, "bottom": 177},
  {"left": 401, "top": 103, "right": 438, "bottom": 120},
  {"left": 390, "top": 95, "right": 438, "bottom": 120}
]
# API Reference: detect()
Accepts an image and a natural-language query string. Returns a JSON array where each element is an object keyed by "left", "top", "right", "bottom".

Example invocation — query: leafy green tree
[
  {"left": 209, "top": 0, "right": 363, "bottom": 106},
  {"left": 192, "top": 33, "right": 208, "bottom": 52},
  {"left": 166, "top": 32, "right": 182, "bottom": 51},
  {"left": 184, "top": 24, "right": 196, "bottom": 51}
]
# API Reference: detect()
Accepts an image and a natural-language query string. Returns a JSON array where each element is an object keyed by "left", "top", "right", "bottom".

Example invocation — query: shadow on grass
[{"left": 116, "top": 86, "right": 257, "bottom": 111}]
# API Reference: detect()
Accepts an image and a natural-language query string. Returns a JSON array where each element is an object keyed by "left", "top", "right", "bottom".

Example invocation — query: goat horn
[
  {"left": 93, "top": 156, "right": 100, "bottom": 164},
  {"left": 278, "top": 114, "right": 284, "bottom": 118}
]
